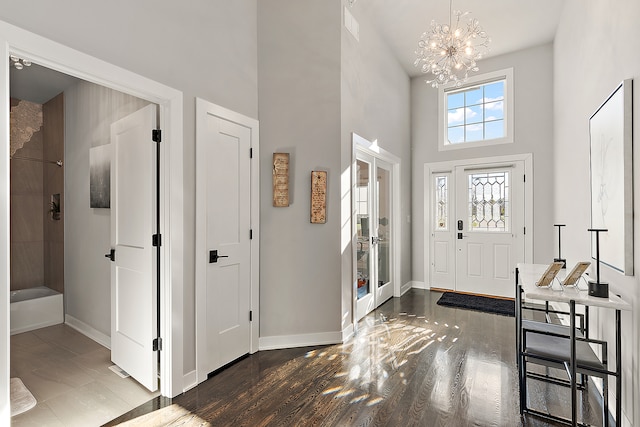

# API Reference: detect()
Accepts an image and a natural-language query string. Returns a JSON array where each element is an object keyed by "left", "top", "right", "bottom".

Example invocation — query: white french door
[
  {"left": 430, "top": 160, "right": 526, "bottom": 298},
  {"left": 355, "top": 151, "right": 394, "bottom": 320}
]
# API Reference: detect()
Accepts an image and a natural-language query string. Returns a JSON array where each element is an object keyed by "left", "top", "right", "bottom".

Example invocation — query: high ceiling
[{"left": 359, "top": 0, "right": 566, "bottom": 77}]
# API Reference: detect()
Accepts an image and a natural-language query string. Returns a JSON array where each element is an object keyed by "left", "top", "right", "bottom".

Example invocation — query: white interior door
[
  {"left": 454, "top": 163, "right": 524, "bottom": 298},
  {"left": 355, "top": 152, "right": 394, "bottom": 320},
  {"left": 196, "top": 104, "right": 252, "bottom": 376},
  {"left": 110, "top": 104, "right": 158, "bottom": 392}
]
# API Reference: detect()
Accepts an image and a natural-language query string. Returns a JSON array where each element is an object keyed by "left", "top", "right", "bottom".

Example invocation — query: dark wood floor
[{"left": 105, "top": 289, "right": 604, "bottom": 426}]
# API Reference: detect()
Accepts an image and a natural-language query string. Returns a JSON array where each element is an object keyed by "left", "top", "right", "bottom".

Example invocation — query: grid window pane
[
  {"left": 466, "top": 124, "right": 483, "bottom": 141},
  {"left": 447, "top": 92, "right": 464, "bottom": 109},
  {"left": 485, "top": 120, "right": 505, "bottom": 140},
  {"left": 445, "top": 78, "right": 507, "bottom": 145},
  {"left": 448, "top": 108, "right": 465, "bottom": 127},
  {"left": 466, "top": 105, "right": 483, "bottom": 124},
  {"left": 465, "top": 87, "right": 483, "bottom": 106},
  {"left": 448, "top": 126, "right": 464, "bottom": 144},
  {"left": 484, "top": 101, "right": 504, "bottom": 120}
]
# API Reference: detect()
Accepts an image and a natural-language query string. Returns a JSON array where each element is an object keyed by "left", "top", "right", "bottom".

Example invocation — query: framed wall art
[
  {"left": 589, "top": 79, "right": 633, "bottom": 275},
  {"left": 89, "top": 144, "right": 111, "bottom": 208},
  {"left": 310, "top": 170, "right": 327, "bottom": 224}
]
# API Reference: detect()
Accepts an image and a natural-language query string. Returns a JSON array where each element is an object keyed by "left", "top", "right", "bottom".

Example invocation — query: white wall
[
  {"left": 257, "top": 0, "right": 343, "bottom": 343},
  {"left": 0, "top": 0, "right": 258, "bottom": 380},
  {"left": 411, "top": 43, "right": 556, "bottom": 284},
  {"left": 65, "top": 80, "right": 150, "bottom": 336},
  {"left": 554, "top": 1, "right": 640, "bottom": 424},
  {"left": 340, "top": 1, "right": 412, "bottom": 327}
]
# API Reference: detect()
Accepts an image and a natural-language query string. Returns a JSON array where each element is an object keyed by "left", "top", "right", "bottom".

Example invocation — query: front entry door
[
  {"left": 196, "top": 101, "right": 252, "bottom": 376},
  {"left": 356, "top": 152, "right": 394, "bottom": 320},
  {"left": 454, "top": 163, "right": 524, "bottom": 297},
  {"left": 430, "top": 161, "right": 525, "bottom": 298},
  {"left": 110, "top": 104, "right": 158, "bottom": 392}
]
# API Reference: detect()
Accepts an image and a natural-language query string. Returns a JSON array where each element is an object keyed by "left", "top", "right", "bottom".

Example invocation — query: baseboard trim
[
  {"left": 341, "top": 323, "right": 354, "bottom": 342},
  {"left": 182, "top": 370, "right": 198, "bottom": 392},
  {"left": 259, "top": 331, "right": 342, "bottom": 351},
  {"left": 410, "top": 281, "right": 428, "bottom": 290},
  {"left": 400, "top": 281, "right": 413, "bottom": 295},
  {"left": 65, "top": 314, "right": 110, "bottom": 349}
]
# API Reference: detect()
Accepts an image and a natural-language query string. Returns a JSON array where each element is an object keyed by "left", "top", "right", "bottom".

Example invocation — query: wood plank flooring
[{"left": 105, "top": 289, "right": 605, "bottom": 426}]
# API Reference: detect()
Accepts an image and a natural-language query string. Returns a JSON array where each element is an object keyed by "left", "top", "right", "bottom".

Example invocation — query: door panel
[
  {"left": 200, "top": 112, "right": 251, "bottom": 374},
  {"left": 430, "top": 173, "right": 454, "bottom": 289},
  {"left": 455, "top": 164, "right": 523, "bottom": 298},
  {"left": 355, "top": 152, "right": 394, "bottom": 320},
  {"left": 110, "top": 104, "right": 158, "bottom": 392}
]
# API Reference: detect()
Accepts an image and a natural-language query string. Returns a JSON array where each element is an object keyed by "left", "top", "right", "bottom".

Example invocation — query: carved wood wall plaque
[
  {"left": 272, "top": 153, "right": 290, "bottom": 207},
  {"left": 310, "top": 170, "right": 327, "bottom": 224}
]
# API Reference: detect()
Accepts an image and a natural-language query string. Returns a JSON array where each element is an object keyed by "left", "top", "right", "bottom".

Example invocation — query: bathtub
[{"left": 10, "top": 286, "right": 64, "bottom": 335}]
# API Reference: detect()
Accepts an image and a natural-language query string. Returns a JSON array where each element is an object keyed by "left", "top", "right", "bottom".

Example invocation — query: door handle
[
  {"left": 209, "top": 250, "right": 229, "bottom": 263},
  {"left": 457, "top": 233, "right": 469, "bottom": 240},
  {"left": 105, "top": 249, "right": 115, "bottom": 262},
  {"left": 371, "top": 236, "right": 380, "bottom": 245}
]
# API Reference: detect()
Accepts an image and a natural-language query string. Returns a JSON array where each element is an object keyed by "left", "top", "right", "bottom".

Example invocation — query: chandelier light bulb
[
  {"left": 414, "top": 0, "right": 490, "bottom": 88},
  {"left": 14, "top": 62, "right": 23, "bottom": 70}
]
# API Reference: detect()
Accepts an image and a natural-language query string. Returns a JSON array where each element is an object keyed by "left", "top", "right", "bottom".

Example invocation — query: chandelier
[
  {"left": 414, "top": 0, "right": 490, "bottom": 88},
  {"left": 10, "top": 55, "right": 32, "bottom": 70}
]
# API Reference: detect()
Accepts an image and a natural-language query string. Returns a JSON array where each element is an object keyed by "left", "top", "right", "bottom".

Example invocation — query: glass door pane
[
  {"left": 376, "top": 166, "right": 390, "bottom": 288},
  {"left": 356, "top": 159, "right": 370, "bottom": 300}
]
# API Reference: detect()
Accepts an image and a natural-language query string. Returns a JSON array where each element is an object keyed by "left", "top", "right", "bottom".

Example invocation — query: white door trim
[
  {"left": 424, "top": 153, "right": 533, "bottom": 291},
  {"left": 194, "top": 98, "right": 260, "bottom": 385},
  {"left": 0, "top": 20, "right": 184, "bottom": 409},
  {"left": 352, "top": 133, "right": 402, "bottom": 324}
]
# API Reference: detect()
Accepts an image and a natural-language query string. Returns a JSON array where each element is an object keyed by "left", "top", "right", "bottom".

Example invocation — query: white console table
[{"left": 516, "top": 263, "right": 630, "bottom": 426}]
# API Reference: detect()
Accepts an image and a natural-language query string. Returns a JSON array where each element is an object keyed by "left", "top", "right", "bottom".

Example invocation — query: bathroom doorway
[{"left": 8, "top": 60, "right": 162, "bottom": 422}]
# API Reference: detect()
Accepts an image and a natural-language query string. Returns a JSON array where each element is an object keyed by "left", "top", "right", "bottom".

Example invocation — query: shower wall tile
[
  {"left": 44, "top": 93, "right": 65, "bottom": 294},
  {"left": 10, "top": 242, "right": 44, "bottom": 290},
  {"left": 45, "top": 242, "right": 64, "bottom": 294},
  {"left": 10, "top": 158, "right": 44, "bottom": 194},
  {"left": 10, "top": 194, "right": 44, "bottom": 242}
]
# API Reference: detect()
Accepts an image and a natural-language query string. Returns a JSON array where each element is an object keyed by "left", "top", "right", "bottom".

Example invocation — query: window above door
[{"left": 438, "top": 68, "right": 514, "bottom": 151}]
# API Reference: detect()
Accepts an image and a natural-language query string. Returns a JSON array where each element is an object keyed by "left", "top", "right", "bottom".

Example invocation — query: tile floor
[{"left": 10, "top": 324, "right": 159, "bottom": 426}]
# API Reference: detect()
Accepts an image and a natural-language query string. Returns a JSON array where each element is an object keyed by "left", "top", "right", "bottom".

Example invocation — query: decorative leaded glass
[
  {"left": 435, "top": 176, "right": 448, "bottom": 230},
  {"left": 468, "top": 171, "right": 509, "bottom": 232}
]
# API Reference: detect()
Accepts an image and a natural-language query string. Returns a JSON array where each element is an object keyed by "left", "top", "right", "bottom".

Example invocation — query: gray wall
[
  {"left": 64, "top": 80, "right": 150, "bottom": 336},
  {"left": 411, "top": 43, "right": 555, "bottom": 284},
  {"left": 0, "top": 0, "right": 258, "bottom": 376},
  {"left": 340, "top": 1, "right": 412, "bottom": 324},
  {"left": 257, "top": 0, "right": 343, "bottom": 339},
  {"left": 553, "top": 1, "right": 640, "bottom": 423}
]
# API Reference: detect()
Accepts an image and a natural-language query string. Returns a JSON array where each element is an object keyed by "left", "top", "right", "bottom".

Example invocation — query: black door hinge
[
  {"left": 152, "top": 337, "right": 162, "bottom": 351},
  {"left": 250, "top": 229, "right": 253, "bottom": 240},
  {"left": 249, "top": 311, "right": 253, "bottom": 322},
  {"left": 152, "top": 129, "right": 162, "bottom": 143},
  {"left": 524, "top": 227, "right": 526, "bottom": 235},
  {"left": 250, "top": 148, "right": 253, "bottom": 158},
  {"left": 523, "top": 174, "right": 526, "bottom": 182},
  {"left": 152, "top": 234, "right": 162, "bottom": 247}
]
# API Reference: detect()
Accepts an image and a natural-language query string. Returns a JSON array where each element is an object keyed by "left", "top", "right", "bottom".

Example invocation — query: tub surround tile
[
  {"left": 10, "top": 242, "right": 45, "bottom": 290},
  {"left": 10, "top": 159, "right": 44, "bottom": 194},
  {"left": 10, "top": 195, "right": 44, "bottom": 242}
]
